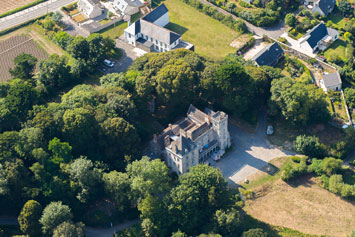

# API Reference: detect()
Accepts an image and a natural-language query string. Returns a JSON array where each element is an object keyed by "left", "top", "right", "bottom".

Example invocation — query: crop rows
[
  {"left": 0, "top": 35, "right": 48, "bottom": 82},
  {"left": 0, "top": 0, "right": 36, "bottom": 14}
]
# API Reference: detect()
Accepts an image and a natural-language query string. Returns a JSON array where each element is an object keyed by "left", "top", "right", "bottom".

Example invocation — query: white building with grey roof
[
  {"left": 113, "top": 0, "right": 144, "bottom": 16},
  {"left": 78, "top": 0, "right": 102, "bottom": 18},
  {"left": 150, "top": 105, "right": 231, "bottom": 174},
  {"left": 320, "top": 71, "right": 342, "bottom": 93},
  {"left": 124, "top": 4, "right": 193, "bottom": 52}
]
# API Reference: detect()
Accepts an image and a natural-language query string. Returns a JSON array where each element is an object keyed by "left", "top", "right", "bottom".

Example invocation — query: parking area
[{"left": 211, "top": 111, "right": 295, "bottom": 185}]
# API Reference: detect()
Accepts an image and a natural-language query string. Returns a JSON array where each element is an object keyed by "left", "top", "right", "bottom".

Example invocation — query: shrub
[
  {"left": 242, "top": 228, "right": 268, "bottom": 237},
  {"left": 328, "top": 174, "right": 344, "bottom": 194},
  {"left": 294, "top": 135, "right": 327, "bottom": 158}
]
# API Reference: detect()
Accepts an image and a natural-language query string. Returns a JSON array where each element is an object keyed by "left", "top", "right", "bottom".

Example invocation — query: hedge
[
  {"left": 0, "top": 13, "right": 50, "bottom": 37},
  {"left": 0, "top": 0, "right": 48, "bottom": 19}
]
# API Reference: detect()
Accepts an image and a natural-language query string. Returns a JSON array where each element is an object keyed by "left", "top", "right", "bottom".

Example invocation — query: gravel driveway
[{"left": 214, "top": 111, "right": 295, "bottom": 185}]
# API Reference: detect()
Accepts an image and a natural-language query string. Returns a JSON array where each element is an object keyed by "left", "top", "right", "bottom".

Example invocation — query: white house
[
  {"left": 78, "top": 0, "right": 102, "bottom": 18},
  {"left": 150, "top": 105, "right": 231, "bottom": 174},
  {"left": 113, "top": 0, "right": 144, "bottom": 16},
  {"left": 298, "top": 23, "right": 338, "bottom": 54},
  {"left": 309, "top": 0, "right": 336, "bottom": 17},
  {"left": 320, "top": 71, "right": 342, "bottom": 93},
  {"left": 124, "top": 3, "right": 193, "bottom": 52}
]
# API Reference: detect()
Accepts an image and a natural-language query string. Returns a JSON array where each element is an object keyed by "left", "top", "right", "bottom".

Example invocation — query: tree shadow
[{"left": 165, "top": 22, "right": 188, "bottom": 35}]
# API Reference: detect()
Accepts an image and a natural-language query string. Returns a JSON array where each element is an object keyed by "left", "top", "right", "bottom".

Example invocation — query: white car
[
  {"left": 104, "top": 59, "right": 114, "bottom": 68},
  {"left": 266, "top": 125, "right": 274, "bottom": 135}
]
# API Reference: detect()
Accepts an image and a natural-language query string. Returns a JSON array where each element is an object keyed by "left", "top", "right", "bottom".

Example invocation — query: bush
[
  {"left": 242, "top": 228, "right": 268, "bottom": 237},
  {"left": 281, "top": 157, "right": 308, "bottom": 181},
  {"left": 294, "top": 135, "right": 327, "bottom": 158}
]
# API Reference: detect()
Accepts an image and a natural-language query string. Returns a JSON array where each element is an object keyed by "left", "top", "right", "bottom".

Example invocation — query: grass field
[
  {"left": 164, "top": 0, "right": 241, "bottom": 60},
  {"left": 326, "top": 11, "right": 350, "bottom": 29},
  {"left": 243, "top": 157, "right": 355, "bottom": 237},
  {"left": 100, "top": 12, "right": 141, "bottom": 39},
  {"left": 323, "top": 39, "right": 347, "bottom": 63}
]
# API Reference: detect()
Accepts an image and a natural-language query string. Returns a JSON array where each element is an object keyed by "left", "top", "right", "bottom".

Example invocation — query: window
[
  {"left": 128, "top": 33, "right": 131, "bottom": 38},
  {"left": 160, "top": 42, "right": 162, "bottom": 46}
]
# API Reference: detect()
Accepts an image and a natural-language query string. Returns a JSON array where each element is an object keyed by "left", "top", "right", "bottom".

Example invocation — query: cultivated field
[
  {"left": 0, "top": 35, "right": 47, "bottom": 82},
  {"left": 243, "top": 157, "right": 355, "bottom": 237},
  {"left": 0, "top": 0, "right": 36, "bottom": 14}
]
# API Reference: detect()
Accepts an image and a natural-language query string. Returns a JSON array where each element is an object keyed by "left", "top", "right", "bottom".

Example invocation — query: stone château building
[{"left": 150, "top": 105, "right": 231, "bottom": 174}]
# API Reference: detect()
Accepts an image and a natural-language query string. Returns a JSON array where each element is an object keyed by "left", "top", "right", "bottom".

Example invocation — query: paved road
[
  {"left": 0, "top": 0, "right": 76, "bottom": 32},
  {"left": 199, "top": 0, "right": 286, "bottom": 39},
  {"left": 85, "top": 219, "right": 140, "bottom": 237},
  {"left": 213, "top": 111, "right": 295, "bottom": 185},
  {"left": 0, "top": 217, "right": 18, "bottom": 225}
]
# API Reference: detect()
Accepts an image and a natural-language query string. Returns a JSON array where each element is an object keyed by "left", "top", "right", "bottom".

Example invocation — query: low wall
[{"left": 81, "top": 17, "right": 122, "bottom": 35}]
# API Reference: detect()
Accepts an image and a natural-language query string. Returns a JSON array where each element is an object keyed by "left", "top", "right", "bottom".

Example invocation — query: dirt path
[
  {"left": 245, "top": 175, "right": 355, "bottom": 236},
  {"left": 85, "top": 219, "right": 140, "bottom": 237}
]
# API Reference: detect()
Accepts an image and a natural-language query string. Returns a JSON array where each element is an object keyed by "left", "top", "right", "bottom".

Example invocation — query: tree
[
  {"left": 294, "top": 135, "right": 326, "bottom": 158},
  {"left": 4, "top": 80, "right": 40, "bottom": 125},
  {"left": 322, "top": 157, "right": 342, "bottom": 176},
  {"left": 242, "top": 228, "right": 268, "bottom": 237},
  {"left": 100, "top": 117, "right": 139, "bottom": 167},
  {"left": 171, "top": 230, "right": 188, "bottom": 237},
  {"left": 126, "top": 156, "right": 170, "bottom": 201},
  {"left": 338, "top": 1, "right": 351, "bottom": 16},
  {"left": 9, "top": 53, "right": 37, "bottom": 80},
  {"left": 67, "top": 36, "right": 90, "bottom": 61},
  {"left": 53, "top": 222, "right": 85, "bottom": 237},
  {"left": 168, "top": 165, "right": 230, "bottom": 235},
  {"left": 38, "top": 54, "right": 71, "bottom": 91},
  {"left": 103, "top": 171, "right": 131, "bottom": 212},
  {"left": 344, "top": 87, "right": 355, "bottom": 108},
  {"left": 62, "top": 108, "right": 96, "bottom": 155},
  {"left": 18, "top": 200, "right": 43, "bottom": 237},
  {"left": 214, "top": 62, "right": 255, "bottom": 116},
  {"left": 270, "top": 77, "right": 330, "bottom": 125},
  {"left": 40, "top": 201, "right": 73, "bottom": 236},
  {"left": 68, "top": 157, "right": 102, "bottom": 203},
  {"left": 285, "top": 13, "right": 297, "bottom": 27},
  {"left": 52, "top": 11, "right": 63, "bottom": 24},
  {"left": 48, "top": 137, "right": 73, "bottom": 164},
  {"left": 344, "top": 32, "right": 353, "bottom": 42},
  {"left": 214, "top": 208, "right": 240, "bottom": 235},
  {"left": 54, "top": 31, "right": 73, "bottom": 49},
  {"left": 226, "top": 2, "right": 236, "bottom": 12}
]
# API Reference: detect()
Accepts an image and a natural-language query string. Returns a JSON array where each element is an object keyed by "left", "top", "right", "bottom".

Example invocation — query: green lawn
[
  {"left": 99, "top": 12, "right": 141, "bottom": 40},
  {"left": 323, "top": 39, "right": 347, "bottom": 62},
  {"left": 326, "top": 11, "right": 349, "bottom": 29},
  {"left": 164, "top": 0, "right": 241, "bottom": 60}
]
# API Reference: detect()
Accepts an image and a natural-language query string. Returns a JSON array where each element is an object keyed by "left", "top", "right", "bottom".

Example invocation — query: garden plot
[{"left": 0, "top": 35, "right": 48, "bottom": 82}]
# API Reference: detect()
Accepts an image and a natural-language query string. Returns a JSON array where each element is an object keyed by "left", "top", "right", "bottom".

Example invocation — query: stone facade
[{"left": 150, "top": 105, "right": 231, "bottom": 174}]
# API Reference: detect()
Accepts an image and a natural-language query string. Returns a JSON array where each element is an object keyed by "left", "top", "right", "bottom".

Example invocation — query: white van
[{"left": 104, "top": 59, "right": 114, "bottom": 68}]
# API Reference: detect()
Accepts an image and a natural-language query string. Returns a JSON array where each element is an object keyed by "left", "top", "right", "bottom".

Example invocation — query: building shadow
[{"left": 165, "top": 22, "right": 188, "bottom": 35}]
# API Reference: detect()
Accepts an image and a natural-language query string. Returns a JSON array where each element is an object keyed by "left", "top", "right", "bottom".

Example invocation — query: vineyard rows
[
  {"left": 0, "top": 0, "right": 36, "bottom": 14},
  {"left": 0, "top": 35, "right": 48, "bottom": 82}
]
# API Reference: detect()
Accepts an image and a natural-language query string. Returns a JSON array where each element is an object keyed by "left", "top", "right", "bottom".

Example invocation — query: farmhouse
[
  {"left": 298, "top": 23, "right": 338, "bottom": 54},
  {"left": 304, "top": 0, "right": 335, "bottom": 17},
  {"left": 124, "top": 4, "right": 194, "bottom": 52},
  {"left": 78, "top": 0, "right": 102, "bottom": 19},
  {"left": 150, "top": 105, "right": 231, "bottom": 174},
  {"left": 251, "top": 42, "right": 284, "bottom": 67},
  {"left": 113, "top": 0, "right": 144, "bottom": 16},
  {"left": 320, "top": 71, "right": 342, "bottom": 93}
]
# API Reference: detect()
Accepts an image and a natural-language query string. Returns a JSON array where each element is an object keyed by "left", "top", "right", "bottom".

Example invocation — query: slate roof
[
  {"left": 252, "top": 42, "right": 284, "bottom": 66},
  {"left": 322, "top": 71, "right": 342, "bottom": 88},
  {"left": 143, "top": 3, "right": 168, "bottom": 23},
  {"left": 305, "top": 23, "right": 328, "bottom": 49},
  {"left": 124, "top": 0, "right": 143, "bottom": 7},
  {"left": 139, "top": 19, "right": 180, "bottom": 44},
  {"left": 316, "top": 0, "right": 335, "bottom": 16}
]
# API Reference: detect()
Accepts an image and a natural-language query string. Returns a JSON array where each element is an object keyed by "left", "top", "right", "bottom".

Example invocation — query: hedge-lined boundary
[
  {"left": 0, "top": 13, "right": 49, "bottom": 37},
  {"left": 0, "top": 0, "right": 48, "bottom": 19},
  {"left": 178, "top": 0, "right": 248, "bottom": 34}
]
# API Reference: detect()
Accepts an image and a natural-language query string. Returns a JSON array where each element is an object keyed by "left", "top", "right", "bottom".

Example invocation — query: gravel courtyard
[{"left": 213, "top": 112, "right": 295, "bottom": 185}]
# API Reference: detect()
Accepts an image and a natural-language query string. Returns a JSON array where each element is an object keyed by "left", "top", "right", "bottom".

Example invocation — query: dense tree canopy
[
  {"left": 9, "top": 53, "right": 38, "bottom": 80},
  {"left": 18, "top": 200, "right": 43, "bottom": 237}
]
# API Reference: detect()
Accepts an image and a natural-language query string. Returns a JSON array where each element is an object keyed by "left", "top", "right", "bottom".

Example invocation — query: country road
[{"left": 0, "top": 0, "right": 76, "bottom": 32}]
